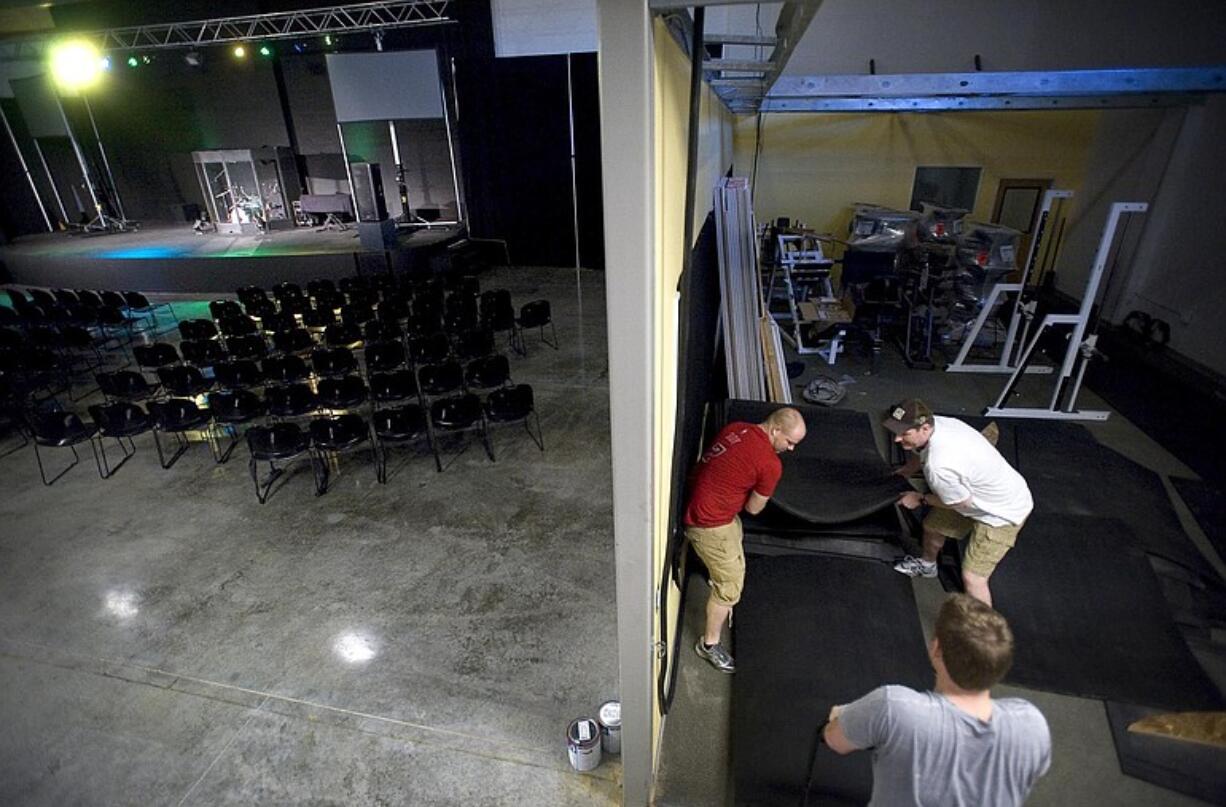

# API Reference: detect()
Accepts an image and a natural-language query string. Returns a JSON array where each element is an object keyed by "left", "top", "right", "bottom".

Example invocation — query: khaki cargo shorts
[
  {"left": 924, "top": 507, "right": 1024, "bottom": 578},
  {"left": 686, "top": 517, "right": 745, "bottom": 606}
]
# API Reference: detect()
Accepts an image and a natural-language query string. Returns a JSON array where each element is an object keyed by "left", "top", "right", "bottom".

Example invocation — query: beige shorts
[
  {"left": 923, "top": 508, "right": 1024, "bottom": 578},
  {"left": 686, "top": 517, "right": 745, "bottom": 606}
]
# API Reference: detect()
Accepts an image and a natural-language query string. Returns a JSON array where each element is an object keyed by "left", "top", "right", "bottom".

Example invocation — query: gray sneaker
[
  {"left": 893, "top": 555, "right": 938, "bottom": 578},
  {"left": 695, "top": 640, "right": 736, "bottom": 673}
]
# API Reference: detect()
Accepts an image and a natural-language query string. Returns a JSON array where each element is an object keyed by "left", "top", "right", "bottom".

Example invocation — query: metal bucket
[
  {"left": 597, "top": 700, "right": 621, "bottom": 755},
  {"left": 567, "top": 717, "right": 602, "bottom": 772}
]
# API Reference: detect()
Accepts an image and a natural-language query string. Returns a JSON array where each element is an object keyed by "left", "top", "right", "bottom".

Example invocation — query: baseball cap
[{"left": 883, "top": 399, "right": 933, "bottom": 435}]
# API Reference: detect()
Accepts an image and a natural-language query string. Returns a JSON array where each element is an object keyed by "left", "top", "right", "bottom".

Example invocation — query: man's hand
[{"left": 897, "top": 491, "right": 924, "bottom": 510}]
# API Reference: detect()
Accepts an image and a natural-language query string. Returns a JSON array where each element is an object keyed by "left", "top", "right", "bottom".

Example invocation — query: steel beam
[
  {"left": 761, "top": 93, "right": 1206, "bottom": 112},
  {"left": 705, "top": 33, "right": 776, "bottom": 46}
]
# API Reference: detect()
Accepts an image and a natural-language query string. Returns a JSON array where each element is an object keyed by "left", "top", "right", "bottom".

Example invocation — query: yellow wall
[
  {"left": 735, "top": 110, "right": 1100, "bottom": 239},
  {"left": 651, "top": 18, "right": 734, "bottom": 749}
]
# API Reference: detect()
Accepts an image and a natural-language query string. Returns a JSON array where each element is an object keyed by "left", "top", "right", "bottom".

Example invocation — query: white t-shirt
[{"left": 921, "top": 416, "right": 1033, "bottom": 527}]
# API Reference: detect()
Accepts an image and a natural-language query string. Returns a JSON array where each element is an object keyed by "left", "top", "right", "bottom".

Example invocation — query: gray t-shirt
[{"left": 838, "top": 685, "right": 1051, "bottom": 807}]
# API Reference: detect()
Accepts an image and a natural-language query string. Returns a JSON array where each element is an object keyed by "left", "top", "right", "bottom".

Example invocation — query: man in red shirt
[{"left": 684, "top": 407, "right": 806, "bottom": 672}]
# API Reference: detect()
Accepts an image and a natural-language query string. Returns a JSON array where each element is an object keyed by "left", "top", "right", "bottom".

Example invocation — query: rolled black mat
[
  {"left": 1171, "top": 477, "right": 1226, "bottom": 565},
  {"left": 992, "top": 514, "right": 1223, "bottom": 711},
  {"left": 1105, "top": 701, "right": 1226, "bottom": 804},
  {"left": 732, "top": 554, "right": 931, "bottom": 806}
]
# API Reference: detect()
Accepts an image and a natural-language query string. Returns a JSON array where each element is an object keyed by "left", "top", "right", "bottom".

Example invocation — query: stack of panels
[{"left": 714, "top": 178, "right": 767, "bottom": 401}]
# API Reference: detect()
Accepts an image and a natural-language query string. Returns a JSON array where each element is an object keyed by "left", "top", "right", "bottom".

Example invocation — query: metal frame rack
[{"left": 766, "top": 231, "right": 845, "bottom": 364}]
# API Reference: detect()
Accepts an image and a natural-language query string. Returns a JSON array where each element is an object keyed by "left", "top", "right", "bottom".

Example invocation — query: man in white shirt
[
  {"left": 824, "top": 594, "right": 1051, "bottom": 807},
  {"left": 886, "top": 399, "right": 1033, "bottom": 605}
]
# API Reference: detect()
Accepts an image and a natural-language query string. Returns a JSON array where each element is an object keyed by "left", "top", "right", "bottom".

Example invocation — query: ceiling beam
[
  {"left": 704, "top": 33, "right": 776, "bottom": 46},
  {"left": 760, "top": 93, "right": 1207, "bottom": 112}
]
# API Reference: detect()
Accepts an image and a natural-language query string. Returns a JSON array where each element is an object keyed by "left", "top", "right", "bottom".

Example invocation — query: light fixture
[
  {"left": 99, "top": 55, "right": 112, "bottom": 71},
  {"left": 233, "top": 44, "right": 247, "bottom": 59},
  {"left": 185, "top": 50, "right": 202, "bottom": 67},
  {"left": 127, "top": 55, "right": 139, "bottom": 68},
  {"left": 49, "top": 38, "right": 104, "bottom": 93},
  {"left": 324, "top": 34, "right": 333, "bottom": 46},
  {"left": 258, "top": 45, "right": 272, "bottom": 57}
]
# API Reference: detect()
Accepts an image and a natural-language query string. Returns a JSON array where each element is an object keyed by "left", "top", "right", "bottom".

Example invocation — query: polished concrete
[
  {"left": 0, "top": 267, "right": 621, "bottom": 805},
  {"left": 655, "top": 342, "right": 1226, "bottom": 806}
]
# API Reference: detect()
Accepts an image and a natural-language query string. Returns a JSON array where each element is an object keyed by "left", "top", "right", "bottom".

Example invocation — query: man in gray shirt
[{"left": 823, "top": 594, "right": 1051, "bottom": 806}]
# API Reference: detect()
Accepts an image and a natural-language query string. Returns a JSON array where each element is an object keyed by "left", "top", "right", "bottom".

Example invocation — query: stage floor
[
  {"left": 0, "top": 223, "right": 466, "bottom": 294},
  {"left": 0, "top": 223, "right": 459, "bottom": 261}
]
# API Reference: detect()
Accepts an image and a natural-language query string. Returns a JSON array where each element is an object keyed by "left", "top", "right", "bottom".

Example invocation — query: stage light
[
  {"left": 99, "top": 55, "right": 112, "bottom": 71},
  {"left": 293, "top": 42, "right": 306, "bottom": 54},
  {"left": 141, "top": 55, "right": 151, "bottom": 64},
  {"left": 49, "top": 39, "right": 104, "bottom": 93},
  {"left": 185, "top": 51, "right": 202, "bottom": 67},
  {"left": 324, "top": 35, "right": 333, "bottom": 46},
  {"left": 259, "top": 45, "right": 272, "bottom": 57},
  {"left": 127, "top": 55, "right": 139, "bottom": 68},
  {"left": 233, "top": 45, "right": 247, "bottom": 58}
]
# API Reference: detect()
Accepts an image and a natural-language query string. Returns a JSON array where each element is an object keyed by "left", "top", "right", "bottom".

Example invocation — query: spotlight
[
  {"left": 233, "top": 45, "right": 247, "bottom": 58},
  {"left": 141, "top": 54, "right": 151, "bottom": 64},
  {"left": 185, "top": 50, "right": 202, "bottom": 67},
  {"left": 49, "top": 39, "right": 104, "bottom": 93},
  {"left": 99, "top": 55, "right": 112, "bottom": 71},
  {"left": 127, "top": 55, "right": 139, "bottom": 68},
  {"left": 324, "top": 35, "right": 333, "bottom": 46},
  {"left": 258, "top": 45, "right": 272, "bottom": 57},
  {"left": 293, "top": 42, "right": 306, "bottom": 54}
]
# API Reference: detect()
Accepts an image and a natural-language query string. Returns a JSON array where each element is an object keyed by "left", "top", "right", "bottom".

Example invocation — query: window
[{"left": 909, "top": 166, "right": 982, "bottom": 212}]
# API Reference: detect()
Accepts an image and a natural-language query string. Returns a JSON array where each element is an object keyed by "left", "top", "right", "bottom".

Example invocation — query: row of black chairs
[{"left": 5, "top": 287, "right": 173, "bottom": 337}]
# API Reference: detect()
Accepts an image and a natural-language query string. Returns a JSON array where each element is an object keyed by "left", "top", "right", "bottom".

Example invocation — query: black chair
[
  {"left": 27, "top": 288, "right": 56, "bottom": 309},
  {"left": 444, "top": 307, "right": 481, "bottom": 335},
  {"left": 302, "top": 305, "right": 338, "bottom": 331},
  {"left": 316, "top": 374, "right": 367, "bottom": 411},
  {"left": 309, "top": 413, "right": 375, "bottom": 494},
  {"left": 417, "top": 360, "right": 464, "bottom": 400},
  {"left": 324, "top": 321, "right": 363, "bottom": 349},
  {"left": 344, "top": 287, "right": 377, "bottom": 310},
  {"left": 98, "top": 290, "right": 128, "bottom": 311},
  {"left": 376, "top": 298, "right": 410, "bottom": 325},
  {"left": 0, "top": 307, "right": 21, "bottom": 328},
  {"left": 517, "top": 299, "right": 558, "bottom": 352},
  {"left": 236, "top": 285, "right": 266, "bottom": 308},
  {"left": 409, "top": 332, "right": 452, "bottom": 367},
  {"left": 28, "top": 409, "right": 98, "bottom": 485},
  {"left": 309, "top": 289, "right": 344, "bottom": 314},
  {"left": 246, "top": 422, "right": 316, "bottom": 503},
  {"left": 265, "top": 382, "right": 317, "bottom": 419},
  {"left": 146, "top": 398, "right": 210, "bottom": 468},
  {"left": 453, "top": 327, "right": 495, "bottom": 362},
  {"left": 133, "top": 342, "right": 180, "bottom": 374},
  {"left": 179, "top": 338, "right": 228, "bottom": 368},
  {"left": 365, "top": 341, "right": 407, "bottom": 374},
  {"left": 341, "top": 303, "right": 376, "bottom": 328},
  {"left": 217, "top": 315, "right": 259, "bottom": 341},
  {"left": 123, "top": 291, "right": 178, "bottom": 330},
  {"left": 272, "top": 327, "right": 315, "bottom": 355},
  {"left": 272, "top": 282, "right": 305, "bottom": 303},
  {"left": 224, "top": 334, "right": 268, "bottom": 361},
  {"left": 260, "top": 310, "right": 298, "bottom": 335},
  {"left": 179, "top": 319, "right": 219, "bottom": 342},
  {"left": 445, "top": 292, "right": 479, "bottom": 322},
  {"left": 207, "top": 389, "right": 267, "bottom": 463},
  {"left": 59, "top": 325, "right": 109, "bottom": 374},
  {"left": 87, "top": 401, "right": 152, "bottom": 478},
  {"left": 339, "top": 275, "right": 369, "bottom": 294},
  {"left": 307, "top": 278, "right": 336, "bottom": 298},
  {"left": 96, "top": 304, "right": 137, "bottom": 345},
  {"left": 484, "top": 384, "right": 544, "bottom": 457},
  {"left": 261, "top": 354, "right": 310, "bottom": 385},
  {"left": 312, "top": 346, "right": 358, "bottom": 378},
  {"left": 97, "top": 369, "right": 159, "bottom": 402},
  {"left": 209, "top": 299, "right": 244, "bottom": 321},
  {"left": 369, "top": 369, "right": 418, "bottom": 404},
  {"left": 480, "top": 289, "right": 522, "bottom": 355},
  {"left": 0, "top": 327, "right": 24, "bottom": 350},
  {"left": 157, "top": 364, "right": 213, "bottom": 397},
  {"left": 364, "top": 319, "right": 402, "bottom": 345},
  {"left": 428, "top": 393, "right": 492, "bottom": 471},
  {"left": 277, "top": 294, "right": 311, "bottom": 316},
  {"left": 213, "top": 359, "right": 265, "bottom": 390},
  {"left": 76, "top": 290, "right": 104, "bottom": 309},
  {"left": 244, "top": 297, "right": 279, "bottom": 323},
  {"left": 445, "top": 274, "right": 480, "bottom": 297},
  {"left": 465, "top": 354, "right": 512, "bottom": 391},
  {"left": 371, "top": 404, "right": 432, "bottom": 483},
  {"left": 53, "top": 288, "right": 79, "bottom": 307}
]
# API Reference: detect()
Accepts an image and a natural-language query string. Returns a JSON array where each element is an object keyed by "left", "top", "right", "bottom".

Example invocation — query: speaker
[{"left": 350, "top": 162, "right": 388, "bottom": 223}]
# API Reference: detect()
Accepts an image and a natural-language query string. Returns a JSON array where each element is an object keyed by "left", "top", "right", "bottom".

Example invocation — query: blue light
[{"left": 100, "top": 246, "right": 191, "bottom": 259}]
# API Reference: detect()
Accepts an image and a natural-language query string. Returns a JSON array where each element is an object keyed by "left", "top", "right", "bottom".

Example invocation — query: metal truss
[{"left": 0, "top": 1, "right": 454, "bottom": 61}]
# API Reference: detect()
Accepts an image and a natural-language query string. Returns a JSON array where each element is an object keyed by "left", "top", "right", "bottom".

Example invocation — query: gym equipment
[
  {"left": 947, "top": 190, "right": 1073, "bottom": 375},
  {"left": 984, "top": 201, "right": 1147, "bottom": 421}
]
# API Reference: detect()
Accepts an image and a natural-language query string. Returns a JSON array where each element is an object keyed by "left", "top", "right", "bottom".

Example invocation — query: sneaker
[
  {"left": 695, "top": 639, "right": 736, "bottom": 673},
  {"left": 893, "top": 555, "right": 938, "bottom": 578}
]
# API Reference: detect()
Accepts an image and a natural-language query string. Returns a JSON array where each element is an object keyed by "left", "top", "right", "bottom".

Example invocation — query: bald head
[{"left": 762, "top": 407, "right": 806, "bottom": 453}]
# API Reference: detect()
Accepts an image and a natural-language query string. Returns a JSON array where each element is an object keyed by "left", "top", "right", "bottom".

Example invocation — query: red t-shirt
[{"left": 684, "top": 421, "right": 782, "bottom": 528}]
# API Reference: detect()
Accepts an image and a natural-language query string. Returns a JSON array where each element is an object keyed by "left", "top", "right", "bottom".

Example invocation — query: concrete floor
[
  {"left": 655, "top": 340, "right": 1225, "bottom": 806},
  {"left": 0, "top": 267, "right": 622, "bottom": 805}
]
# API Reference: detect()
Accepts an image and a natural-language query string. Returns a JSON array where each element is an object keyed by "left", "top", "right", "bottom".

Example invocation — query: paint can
[
  {"left": 597, "top": 700, "right": 621, "bottom": 755},
  {"left": 567, "top": 717, "right": 602, "bottom": 771}
]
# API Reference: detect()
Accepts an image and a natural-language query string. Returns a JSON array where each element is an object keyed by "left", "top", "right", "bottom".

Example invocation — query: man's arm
[
  {"left": 823, "top": 705, "right": 862, "bottom": 755},
  {"left": 744, "top": 491, "right": 770, "bottom": 515}
]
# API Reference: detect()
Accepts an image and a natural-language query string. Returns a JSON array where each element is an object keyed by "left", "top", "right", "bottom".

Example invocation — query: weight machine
[
  {"left": 946, "top": 189, "right": 1073, "bottom": 375},
  {"left": 765, "top": 231, "right": 846, "bottom": 364},
  {"left": 984, "top": 201, "right": 1146, "bottom": 421}
]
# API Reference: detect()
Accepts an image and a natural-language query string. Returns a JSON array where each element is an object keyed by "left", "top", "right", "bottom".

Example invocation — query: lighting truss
[{"left": 0, "top": 1, "right": 454, "bottom": 61}]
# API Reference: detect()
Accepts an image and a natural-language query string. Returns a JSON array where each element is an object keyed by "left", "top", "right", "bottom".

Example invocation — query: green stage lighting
[
  {"left": 49, "top": 39, "right": 104, "bottom": 93},
  {"left": 127, "top": 56, "right": 139, "bottom": 68},
  {"left": 259, "top": 45, "right": 272, "bottom": 57}
]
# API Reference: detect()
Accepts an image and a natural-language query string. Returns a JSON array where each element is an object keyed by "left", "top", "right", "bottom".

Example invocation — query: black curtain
[{"left": 0, "top": 98, "right": 54, "bottom": 238}]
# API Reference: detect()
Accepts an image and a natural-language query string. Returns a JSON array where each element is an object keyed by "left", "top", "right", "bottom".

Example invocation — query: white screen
[{"left": 326, "top": 51, "right": 444, "bottom": 122}]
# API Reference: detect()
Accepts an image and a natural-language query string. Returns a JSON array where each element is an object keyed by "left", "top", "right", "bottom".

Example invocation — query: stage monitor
[{"left": 326, "top": 51, "right": 444, "bottom": 123}]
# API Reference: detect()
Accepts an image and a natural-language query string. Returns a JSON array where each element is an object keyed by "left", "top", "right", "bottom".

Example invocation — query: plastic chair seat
[
  {"left": 369, "top": 369, "right": 418, "bottom": 402},
  {"left": 373, "top": 405, "right": 428, "bottom": 441},
  {"left": 248, "top": 422, "right": 310, "bottom": 460},
  {"left": 209, "top": 390, "right": 266, "bottom": 424},
  {"left": 317, "top": 375, "right": 368, "bottom": 410},
  {"left": 31, "top": 412, "right": 97, "bottom": 446},
  {"left": 266, "top": 383, "right": 317, "bottom": 418},
  {"left": 310, "top": 414, "right": 370, "bottom": 452},
  {"left": 88, "top": 402, "right": 152, "bottom": 438}
]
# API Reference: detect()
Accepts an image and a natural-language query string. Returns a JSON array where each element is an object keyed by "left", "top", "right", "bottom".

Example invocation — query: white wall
[{"left": 491, "top": 0, "right": 597, "bottom": 57}]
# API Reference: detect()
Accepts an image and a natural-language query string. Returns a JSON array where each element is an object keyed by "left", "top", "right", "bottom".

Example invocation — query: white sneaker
[{"left": 893, "top": 555, "right": 938, "bottom": 578}]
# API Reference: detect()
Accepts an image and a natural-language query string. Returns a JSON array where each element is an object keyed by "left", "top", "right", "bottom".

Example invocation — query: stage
[{"left": 0, "top": 223, "right": 467, "bottom": 295}]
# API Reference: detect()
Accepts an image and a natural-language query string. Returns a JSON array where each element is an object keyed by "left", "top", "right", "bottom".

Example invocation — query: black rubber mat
[
  {"left": 1105, "top": 701, "right": 1226, "bottom": 804},
  {"left": 721, "top": 400, "right": 908, "bottom": 525},
  {"left": 1016, "top": 424, "right": 1215, "bottom": 581},
  {"left": 732, "top": 554, "right": 931, "bottom": 805},
  {"left": 1171, "top": 477, "right": 1226, "bottom": 564},
  {"left": 992, "top": 514, "right": 1222, "bottom": 711}
]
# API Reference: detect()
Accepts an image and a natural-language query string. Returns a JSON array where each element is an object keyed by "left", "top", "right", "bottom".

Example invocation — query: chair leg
[
  {"left": 544, "top": 320, "right": 558, "bottom": 350},
  {"left": 480, "top": 417, "right": 495, "bottom": 463},
  {"left": 526, "top": 409, "right": 545, "bottom": 452},
  {"left": 209, "top": 423, "right": 240, "bottom": 464},
  {"left": 0, "top": 427, "right": 28, "bottom": 459},
  {"left": 312, "top": 449, "right": 328, "bottom": 495},
  {"left": 153, "top": 429, "right": 190, "bottom": 469},
  {"left": 34, "top": 441, "right": 80, "bottom": 486},
  {"left": 93, "top": 434, "right": 136, "bottom": 479}
]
